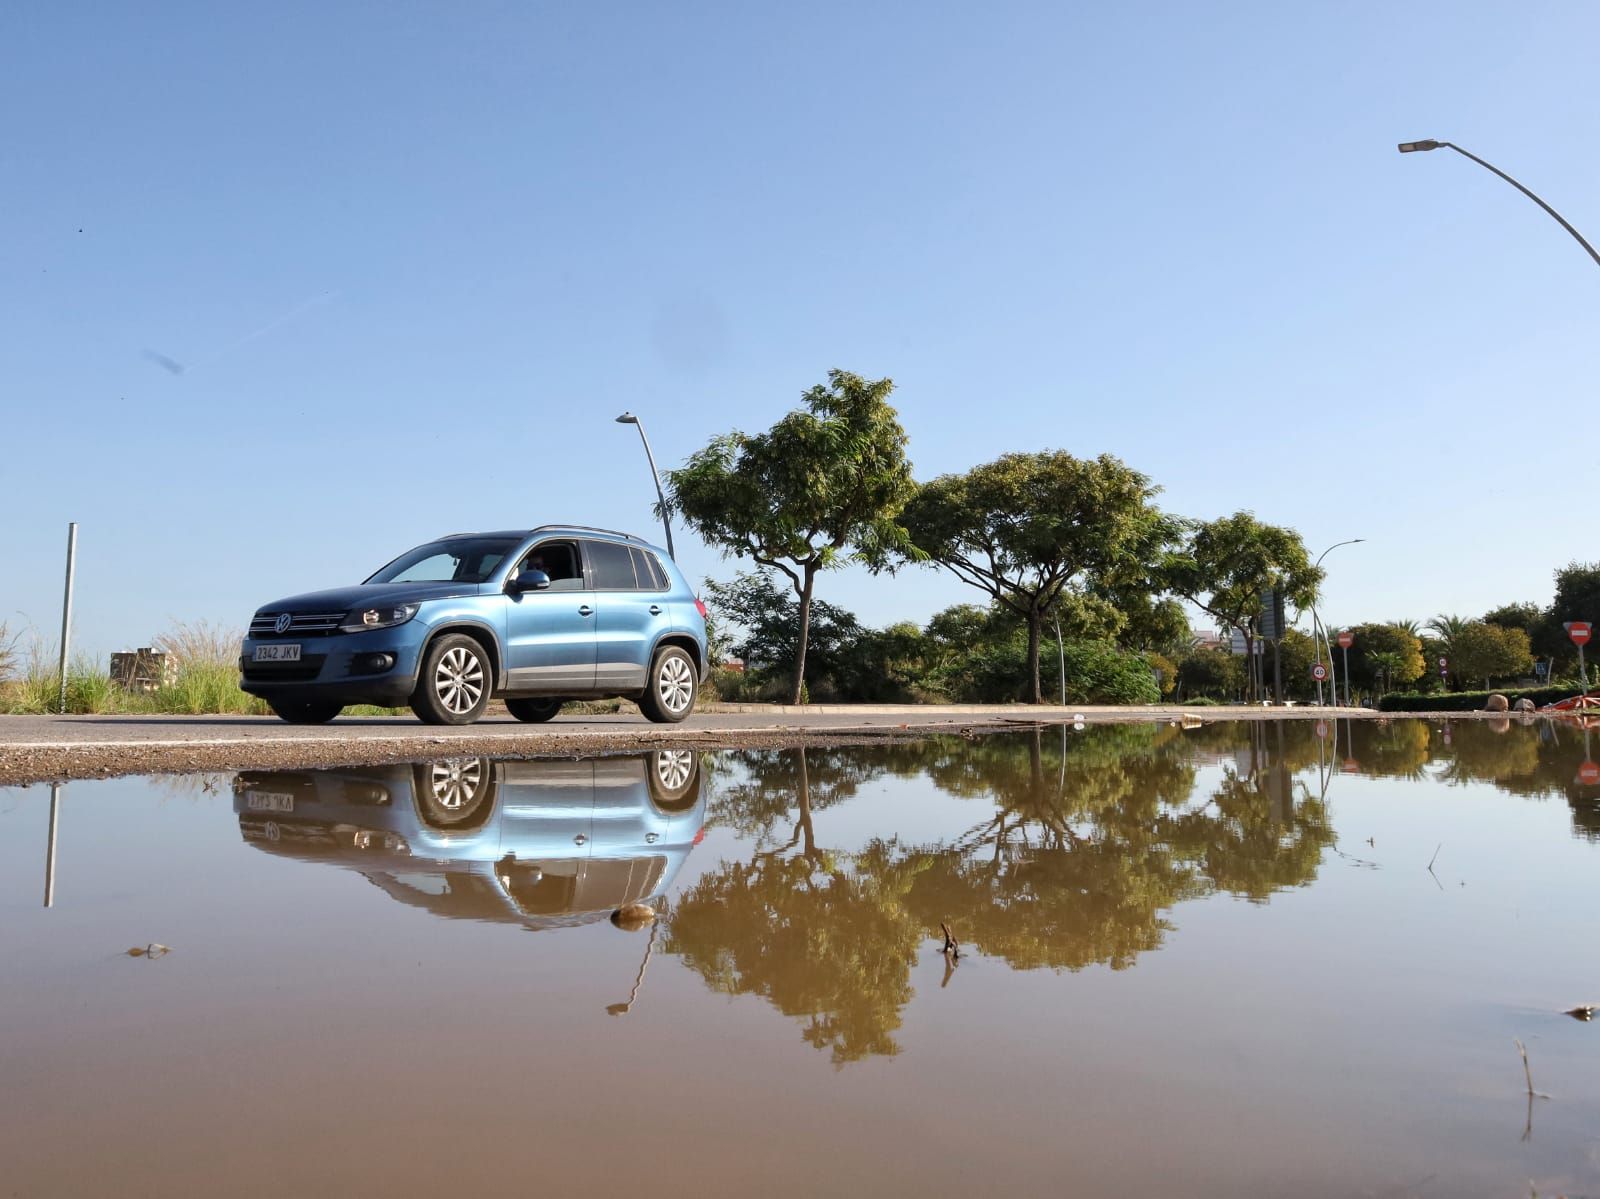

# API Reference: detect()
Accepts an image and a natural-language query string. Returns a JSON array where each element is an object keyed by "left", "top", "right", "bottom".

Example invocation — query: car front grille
[{"left": 249, "top": 612, "right": 346, "bottom": 638}]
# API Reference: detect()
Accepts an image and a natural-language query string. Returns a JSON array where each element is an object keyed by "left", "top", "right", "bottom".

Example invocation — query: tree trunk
[
  {"left": 789, "top": 567, "right": 817, "bottom": 705},
  {"left": 1026, "top": 610, "right": 1043, "bottom": 704},
  {"left": 1243, "top": 631, "right": 1256, "bottom": 703},
  {"left": 796, "top": 747, "right": 817, "bottom": 858}
]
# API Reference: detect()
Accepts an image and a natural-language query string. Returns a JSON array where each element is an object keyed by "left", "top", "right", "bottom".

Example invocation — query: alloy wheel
[
  {"left": 435, "top": 646, "right": 484, "bottom": 715},
  {"left": 657, "top": 655, "right": 694, "bottom": 715}
]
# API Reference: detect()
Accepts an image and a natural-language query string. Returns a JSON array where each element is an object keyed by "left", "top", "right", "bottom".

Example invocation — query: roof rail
[{"left": 527, "top": 523, "right": 646, "bottom": 543}]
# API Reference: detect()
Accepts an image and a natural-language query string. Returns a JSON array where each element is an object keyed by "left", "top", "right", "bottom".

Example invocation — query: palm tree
[{"left": 1427, "top": 614, "right": 1471, "bottom": 689}]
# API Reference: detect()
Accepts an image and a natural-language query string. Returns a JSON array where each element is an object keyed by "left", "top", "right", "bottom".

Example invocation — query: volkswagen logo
[{"left": 274, "top": 612, "right": 293, "bottom": 635}]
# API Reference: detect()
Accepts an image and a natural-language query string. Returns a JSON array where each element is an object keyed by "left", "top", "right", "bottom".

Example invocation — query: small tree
[
  {"left": 667, "top": 371, "right": 917, "bottom": 704},
  {"left": 1451, "top": 621, "right": 1534, "bottom": 689},
  {"left": 1165, "top": 513, "right": 1322, "bottom": 702},
  {"left": 901, "top": 451, "right": 1172, "bottom": 703}
]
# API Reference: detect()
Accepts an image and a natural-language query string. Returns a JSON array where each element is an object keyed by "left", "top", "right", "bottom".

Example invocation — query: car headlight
[{"left": 340, "top": 603, "right": 420, "bottom": 633}]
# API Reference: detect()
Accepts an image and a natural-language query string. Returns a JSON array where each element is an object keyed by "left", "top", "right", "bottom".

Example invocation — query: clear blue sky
[{"left": 4, "top": 1, "right": 1597, "bottom": 657}]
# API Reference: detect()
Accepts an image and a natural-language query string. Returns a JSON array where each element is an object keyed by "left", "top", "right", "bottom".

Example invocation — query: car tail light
[
  {"left": 694, "top": 597, "right": 708, "bottom": 620},
  {"left": 693, "top": 827, "right": 705, "bottom": 845}
]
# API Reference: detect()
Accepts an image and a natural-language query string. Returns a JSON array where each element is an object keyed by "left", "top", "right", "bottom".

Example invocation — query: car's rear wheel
[
  {"left": 268, "top": 699, "right": 343, "bottom": 724},
  {"left": 638, "top": 645, "right": 697, "bottom": 724},
  {"left": 412, "top": 633, "right": 492, "bottom": 725},
  {"left": 505, "top": 697, "right": 563, "bottom": 723},
  {"left": 646, "top": 749, "right": 701, "bottom": 810}
]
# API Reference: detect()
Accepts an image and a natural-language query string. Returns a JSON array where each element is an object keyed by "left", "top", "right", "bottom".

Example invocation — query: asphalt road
[{"left": 0, "top": 702, "right": 1412, "bottom": 787}]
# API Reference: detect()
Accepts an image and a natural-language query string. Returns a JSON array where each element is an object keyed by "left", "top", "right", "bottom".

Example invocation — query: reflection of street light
[
  {"left": 1398, "top": 139, "right": 1600, "bottom": 270},
  {"left": 1310, "top": 539, "right": 1364, "bottom": 706},
  {"left": 614, "top": 412, "right": 676, "bottom": 560}
]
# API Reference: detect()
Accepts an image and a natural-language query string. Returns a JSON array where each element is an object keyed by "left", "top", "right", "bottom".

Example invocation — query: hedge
[{"left": 1378, "top": 685, "right": 1583, "bottom": 713}]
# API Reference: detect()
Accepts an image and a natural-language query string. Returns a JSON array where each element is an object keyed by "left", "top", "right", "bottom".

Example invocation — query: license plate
[
  {"left": 253, "top": 643, "right": 302, "bottom": 662},
  {"left": 246, "top": 791, "right": 295, "bottom": 813}
]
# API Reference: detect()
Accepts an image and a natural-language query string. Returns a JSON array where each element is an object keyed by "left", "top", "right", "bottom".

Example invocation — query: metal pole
[
  {"left": 1053, "top": 611, "right": 1066, "bottom": 706},
  {"left": 44, "top": 783, "right": 61, "bottom": 908},
  {"left": 1404, "top": 141, "right": 1600, "bottom": 270},
  {"left": 1342, "top": 643, "right": 1351, "bottom": 706},
  {"left": 57, "top": 522, "right": 78, "bottom": 714},
  {"left": 615, "top": 413, "right": 676, "bottom": 560}
]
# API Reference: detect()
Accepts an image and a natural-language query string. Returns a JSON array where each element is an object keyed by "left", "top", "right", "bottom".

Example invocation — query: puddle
[{"left": 4, "top": 721, "right": 1600, "bottom": 1197}]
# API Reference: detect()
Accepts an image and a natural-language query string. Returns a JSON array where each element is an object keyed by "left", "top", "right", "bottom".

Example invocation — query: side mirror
[{"left": 510, "top": 569, "right": 551, "bottom": 593}]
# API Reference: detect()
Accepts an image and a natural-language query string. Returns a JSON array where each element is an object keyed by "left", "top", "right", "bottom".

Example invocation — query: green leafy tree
[
  {"left": 1450, "top": 621, "right": 1534, "bottom": 689},
  {"left": 901, "top": 451, "right": 1173, "bottom": 703},
  {"left": 1176, "top": 646, "right": 1243, "bottom": 700},
  {"left": 1335, "top": 623, "right": 1425, "bottom": 699},
  {"left": 1426, "top": 614, "right": 1471, "bottom": 688},
  {"left": 666, "top": 370, "right": 917, "bottom": 704},
  {"left": 1166, "top": 513, "right": 1322, "bottom": 702},
  {"left": 702, "top": 571, "right": 864, "bottom": 698}
]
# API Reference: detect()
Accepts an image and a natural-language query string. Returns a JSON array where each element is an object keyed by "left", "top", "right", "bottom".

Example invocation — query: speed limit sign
[{"left": 1311, "top": 663, "right": 1328, "bottom": 682}]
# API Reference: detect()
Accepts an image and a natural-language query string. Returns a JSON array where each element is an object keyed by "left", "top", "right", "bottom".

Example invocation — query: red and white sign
[
  {"left": 1311, "top": 663, "right": 1328, "bottom": 681},
  {"left": 1577, "top": 760, "right": 1600, "bottom": 787},
  {"left": 1337, "top": 631, "right": 1354, "bottom": 649},
  {"left": 1438, "top": 656, "right": 1449, "bottom": 669},
  {"left": 1566, "top": 622, "right": 1592, "bottom": 647}
]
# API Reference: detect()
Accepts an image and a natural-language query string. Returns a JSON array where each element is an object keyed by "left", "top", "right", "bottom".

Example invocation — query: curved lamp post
[
  {"left": 1398, "top": 140, "right": 1600, "bottom": 270},
  {"left": 1310, "top": 538, "right": 1364, "bottom": 706},
  {"left": 614, "top": 412, "right": 676, "bottom": 560}
]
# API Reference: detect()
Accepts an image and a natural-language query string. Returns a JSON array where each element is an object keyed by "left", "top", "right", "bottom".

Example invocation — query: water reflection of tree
[
  {"left": 667, "top": 727, "right": 1339, "bottom": 1062},
  {"left": 1428, "top": 719, "right": 1600, "bottom": 839}
]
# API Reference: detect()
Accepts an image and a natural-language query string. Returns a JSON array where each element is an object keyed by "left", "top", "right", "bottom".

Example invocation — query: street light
[
  {"left": 1310, "top": 538, "right": 1364, "bottom": 707},
  {"left": 1398, "top": 139, "right": 1600, "bottom": 270},
  {"left": 614, "top": 412, "right": 676, "bottom": 560}
]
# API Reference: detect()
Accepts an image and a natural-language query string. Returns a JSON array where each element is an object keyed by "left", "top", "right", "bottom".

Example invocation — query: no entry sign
[
  {"left": 1578, "top": 761, "right": 1600, "bottom": 787},
  {"left": 1567, "top": 622, "right": 1593, "bottom": 647},
  {"left": 1337, "top": 631, "right": 1353, "bottom": 649},
  {"left": 1311, "top": 663, "right": 1328, "bottom": 682}
]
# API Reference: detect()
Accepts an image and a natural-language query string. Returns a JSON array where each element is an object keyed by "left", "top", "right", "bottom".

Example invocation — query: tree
[
  {"left": 1176, "top": 646, "right": 1243, "bottom": 700},
  {"left": 1165, "top": 513, "right": 1322, "bottom": 702},
  {"left": 1450, "top": 621, "right": 1534, "bottom": 688},
  {"left": 702, "top": 571, "right": 864, "bottom": 696},
  {"left": 901, "top": 451, "right": 1173, "bottom": 703},
  {"left": 1335, "top": 623, "right": 1425, "bottom": 699},
  {"left": 666, "top": 370, "right": 917, "bottom": 704}
]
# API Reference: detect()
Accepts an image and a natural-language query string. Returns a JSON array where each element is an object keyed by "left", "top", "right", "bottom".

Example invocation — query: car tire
[
  {"left": 412, "top": 758, "right": 496, "bottom": 828},
  {"left": 638, "top": 645, "right": 697, "bottom": 724},
  {"left": 411, "top": 633, "right": 492, "bottom": 725},
  {"left": 268, "top": 699, "right": 343, "bottom": 724},
  {"left": 505, "top": 697, "right": 563, "bottom": 723},
  {"left": 646, "top": 749, "right": 701, "bottom": 811}
]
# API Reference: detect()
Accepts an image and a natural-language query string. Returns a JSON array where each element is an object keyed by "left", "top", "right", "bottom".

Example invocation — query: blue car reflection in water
[{"left": 232, "top": 750, "right": 705, "bottom": 931}]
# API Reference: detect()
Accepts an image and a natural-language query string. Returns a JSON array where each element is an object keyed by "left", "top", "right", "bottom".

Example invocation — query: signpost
[
  {"left": 1311, "top": 661, "right": 1328, "bottom": 703},
  {"left": 1566, "top": 622, "right": 1592, "bottom": 693},
  {"left": 1438, "top": 655, "right": 1449, "bottom": 688},
  {"left": 1337, "top": 630, "right": 1353, "bottom": 705}
]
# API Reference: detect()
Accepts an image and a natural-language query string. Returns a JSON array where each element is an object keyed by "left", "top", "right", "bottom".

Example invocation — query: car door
[
  {"left": 491, "top": 760, "right": 596, "bottom": 917},
  {"left": 585, "top": 539, "right": 673, "bottom": 691},
  {"left": 502, "top": 539, "right": 598, "bottom": 693}
]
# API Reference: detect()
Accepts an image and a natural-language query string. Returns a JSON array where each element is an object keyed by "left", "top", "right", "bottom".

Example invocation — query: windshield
[{"left": 365, "top": 536, "right": 522, "bottom": 584}]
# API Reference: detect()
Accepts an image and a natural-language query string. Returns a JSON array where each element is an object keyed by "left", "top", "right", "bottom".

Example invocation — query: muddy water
[{"left": 3, "top": 719, "right": 1600, "bottom": 1197}]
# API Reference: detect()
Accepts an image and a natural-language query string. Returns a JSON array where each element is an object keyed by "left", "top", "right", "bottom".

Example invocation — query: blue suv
[{"left": 239, "top": 525, "right": 708, "bottom": 725}]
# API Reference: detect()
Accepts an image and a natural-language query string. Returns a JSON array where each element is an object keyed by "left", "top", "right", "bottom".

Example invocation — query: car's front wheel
[
  {"left": 638, "top": 645, "right": 697, "bottom": 724},
  {"left": 505, "top": 697, "right": 563, "bottom": 723},
  {"left": 411, "top": 633, "right": 492, "bottom": 725},
  {"left": 268, "top": 699, "right": 343, "bottom": 724}
]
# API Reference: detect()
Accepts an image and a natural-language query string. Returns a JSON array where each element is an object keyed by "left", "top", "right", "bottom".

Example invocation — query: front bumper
[{"left": 239, "top": 628, "right": 425, "bottom": 705}]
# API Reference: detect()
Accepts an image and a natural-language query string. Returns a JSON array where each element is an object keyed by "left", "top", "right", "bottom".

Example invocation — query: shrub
[{"left": 1378, "top": 685, "right": 1583, "bottom": 713}]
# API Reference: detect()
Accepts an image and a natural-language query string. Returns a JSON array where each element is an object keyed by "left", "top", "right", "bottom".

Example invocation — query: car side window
[
  {"left": 585, "top": 540, "right": 639, "bottom": 590},
  {"left": 630, "top": 547, "right": 669, "bottom": 591},
  {"left": 518, "top": 540, "right": 586, "bottom": 591}
]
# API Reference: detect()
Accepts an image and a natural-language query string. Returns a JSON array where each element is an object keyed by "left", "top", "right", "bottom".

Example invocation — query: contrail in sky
[{"left": 141, "top": 289, "right": 340, "bottom": 375}]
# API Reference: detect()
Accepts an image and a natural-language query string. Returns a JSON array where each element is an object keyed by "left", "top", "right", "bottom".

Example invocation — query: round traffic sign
[
  {"left": 1578, "top": 761, "right": 1600, "bottom": 787},
  {"left": 1314, "top": 720, "right": 1328, "bottom": 739},
  {"left": 1438, "top": 656, "right": 1449, "bottom": 669},
  {"left": 1311, "top": 663, "right": 1328, "bottom": 681},
  {"left": 1337, "top": 630, "right": 1353, "bottom": 649},
  {"left": 1568, "top": 621, "right": 1593, "bottom": 647}
]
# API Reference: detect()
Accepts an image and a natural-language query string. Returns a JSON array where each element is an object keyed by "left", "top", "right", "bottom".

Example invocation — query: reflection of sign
[
  {"left": 1342, "top": 759, "right": 1361, "bottom": 773},
  {"left": 1314, "top": 720, "right": 1328, "bottom": 739},
  {"left": 1578, "top": 761, "right": 1600, "bottom": 787},
  {"left": 1311, "top": 663, "right": 1328, "bottom": 681},
  {"left": 1337, "top": 630, "right": 1353, "bottom": 649},
  {"left": 1567, "top": 622, "right": 1593, "bottom": 647}
]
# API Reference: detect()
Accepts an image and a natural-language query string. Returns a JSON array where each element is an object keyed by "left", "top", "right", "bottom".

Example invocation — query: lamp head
[
  {"left": 1397, "top": 140, "right": 1442, "bottom": 154},
  {"left": 615, "top": 412, "right": 638, "bottom": 425}
]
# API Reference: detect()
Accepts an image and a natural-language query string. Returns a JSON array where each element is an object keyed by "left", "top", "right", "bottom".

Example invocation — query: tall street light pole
[
  {"left": 1397, "top": 140, "right": 1600, "bottom": 270},
  {"left": 614, "top": 412, "right": 676, "bottom": 561},
  {"left": 1310, "top": 538, "right": 1364, "bottom": 707}
]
